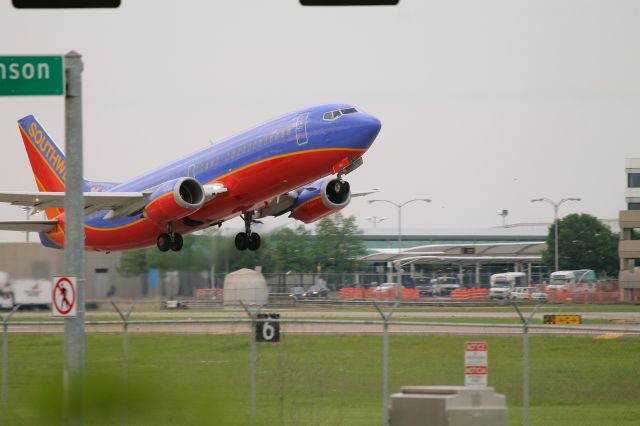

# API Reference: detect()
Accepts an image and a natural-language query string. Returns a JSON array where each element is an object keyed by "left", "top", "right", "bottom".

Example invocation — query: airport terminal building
[{"left": 360, "top": 227, "right": 548, "bottom": 286}]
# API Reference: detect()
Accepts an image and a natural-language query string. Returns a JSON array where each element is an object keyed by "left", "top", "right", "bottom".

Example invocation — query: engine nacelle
[
  {"left": 143, "top": 177, "right": 205, "bottom": 224},
  {"left": 290, "top": 177, "right": 351, "bottom": 223}
]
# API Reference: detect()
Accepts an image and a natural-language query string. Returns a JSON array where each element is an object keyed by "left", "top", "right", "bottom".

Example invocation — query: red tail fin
[{"left": 17, "top": 115, "right": 65, "bottom": 218}]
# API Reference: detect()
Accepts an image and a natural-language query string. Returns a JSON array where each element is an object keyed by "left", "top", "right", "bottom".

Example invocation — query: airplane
[{"left": 0, "top": 104, "right": 381, "bottom": 252}]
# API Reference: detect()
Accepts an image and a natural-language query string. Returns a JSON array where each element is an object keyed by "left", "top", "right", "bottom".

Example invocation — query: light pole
[
  {"left": 497, "top": 209, "right": 508, "bottom": 227},
  {"left": 531, "top": 197, "right": 581, "bottom": 271},
  {"left": 368, "top": 198, "right": 431, "bottom": 297},
  {"left": 366, "top": 215, "right": 388, "bottom": 229}
]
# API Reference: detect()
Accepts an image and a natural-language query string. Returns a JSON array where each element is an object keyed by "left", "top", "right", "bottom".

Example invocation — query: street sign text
[{"left": 0, "top": 56, "right": 64, "bottom": 96}]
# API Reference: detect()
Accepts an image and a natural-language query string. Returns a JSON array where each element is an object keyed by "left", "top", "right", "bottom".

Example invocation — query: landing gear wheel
[
  {"left": 157, "top": 233, "right": 171, "bottom": 252},
  {"left": 235, "top": 232, "right": 249, "bottom": 251},
  {"left": 171, "top": 233, "right": 183, "bottom": 252},
  {"left": 248, "top": 233, "right": 261, "bottom": 251}
]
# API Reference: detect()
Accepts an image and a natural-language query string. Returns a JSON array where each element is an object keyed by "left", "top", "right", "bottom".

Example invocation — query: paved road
[
  {"left": 4, "top": 309, "right": 639, "bottom": 336},
  {"left": 8, "top": 308, "right": 640, "bottom": 321}
]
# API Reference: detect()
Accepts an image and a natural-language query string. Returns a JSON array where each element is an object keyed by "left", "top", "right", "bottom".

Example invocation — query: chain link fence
[{"left": 1, "top": 302, "right": 639, "bottom": 425}]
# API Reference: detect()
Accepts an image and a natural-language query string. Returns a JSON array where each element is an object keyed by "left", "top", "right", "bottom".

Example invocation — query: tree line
[
  {"left": 118, "top": 213, "right": 368, "bottom": 276},
  {"left": 119, "top": 212, "right": 620, "bottom": 279}
]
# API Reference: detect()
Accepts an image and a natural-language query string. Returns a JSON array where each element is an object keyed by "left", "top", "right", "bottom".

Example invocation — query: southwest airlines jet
[{"left": 0, "top": 104, "right": 381, "bottom": 252}]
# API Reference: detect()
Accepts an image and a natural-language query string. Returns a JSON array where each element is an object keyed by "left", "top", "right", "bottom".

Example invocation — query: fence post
[
  {"left": 240, "top": 301, "right": 263, "bottom": 426},
  {"left": 0, "top": 305, "right": 20, "bottom": 426},
  {"left": 513, "top": 302, "right": 541, "bottom": 426},
  {"left": 111, "top": 300, "right": 138, "bottom": 426},
  {"left": 373, "top": 301, "right": 400, "bottom": 426}
]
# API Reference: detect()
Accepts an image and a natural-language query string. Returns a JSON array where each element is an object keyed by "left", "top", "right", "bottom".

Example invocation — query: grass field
[{"left": 3, "top": 331, "right": 640, "bottom": 425}]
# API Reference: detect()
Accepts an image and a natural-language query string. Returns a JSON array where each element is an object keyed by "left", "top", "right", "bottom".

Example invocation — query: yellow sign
[{"left": 543, "top": 314, "right": 582, "bottom": 325}]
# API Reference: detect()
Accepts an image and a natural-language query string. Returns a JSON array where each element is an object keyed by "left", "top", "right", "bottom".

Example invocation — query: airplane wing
[
  {"left": 253, "top": 179, "right": 378, "bottom": 220},
  {"left": 0, "top": 220, "right": 58, "bottom": 232},
  {"left": 351, "top": 188, "right": 378, "bottom": 197},
  {"left": 0, "top": 191, "right": 150, "bottom": 217}
]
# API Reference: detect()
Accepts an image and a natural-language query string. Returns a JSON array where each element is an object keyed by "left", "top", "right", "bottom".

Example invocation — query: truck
[
  {"left": 0, "top": 275, "right": 52, "bottom": 310},
  {"left": 547, "top": 269, "right": 596, "bottom": 292},
  {"left": 489, "top": 272, "right": 527, "bottom": 300}
]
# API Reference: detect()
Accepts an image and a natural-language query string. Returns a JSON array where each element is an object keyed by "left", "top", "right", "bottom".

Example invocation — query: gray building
[{"left": 0, "top": 242, "right": 141, "bottom": 299}]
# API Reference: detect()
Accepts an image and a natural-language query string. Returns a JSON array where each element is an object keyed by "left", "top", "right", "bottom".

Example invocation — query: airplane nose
[
  {"left": 357, "top": 114, "right": 382, "bottom": 148},
  {"left": 368, "top": 115, "right": 382, "bottom": 136}
]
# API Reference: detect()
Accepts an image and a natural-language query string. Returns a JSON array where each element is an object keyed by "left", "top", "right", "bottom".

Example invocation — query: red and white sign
[
  {"left": 464, "top": 341, "right": 488, "bottom": 387},
  {"left": 52, "top": 276, "right": 77, "bottom": 317}
]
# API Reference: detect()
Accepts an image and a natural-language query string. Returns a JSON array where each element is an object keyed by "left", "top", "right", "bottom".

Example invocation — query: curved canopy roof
[{"left": 361, "top": 241, "right": 545, "bottom": 266}]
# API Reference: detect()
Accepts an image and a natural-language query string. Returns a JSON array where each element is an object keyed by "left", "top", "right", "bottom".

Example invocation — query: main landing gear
[
  {"left": 156, "top": 222, "right": 184, "bottom": 252},
  {"left": 235, "top": 212, "right": 261, "bottom": 251}
]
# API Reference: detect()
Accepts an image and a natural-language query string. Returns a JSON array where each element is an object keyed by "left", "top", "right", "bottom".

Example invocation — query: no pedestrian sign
[{"left": 52, "top": 276, "right": 77, "bottom": 317}]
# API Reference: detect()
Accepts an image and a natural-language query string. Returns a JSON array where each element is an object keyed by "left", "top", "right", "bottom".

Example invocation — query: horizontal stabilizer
[
  {"left": 0, "top": 191, "right": 149, "bottom": 217},
  {"left": 0, "top": 220, "right": 58, "bottom": 232}
]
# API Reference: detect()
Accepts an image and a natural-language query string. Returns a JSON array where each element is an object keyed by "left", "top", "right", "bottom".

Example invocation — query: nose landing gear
[
  {"left": 156, "top": 222, "right": 184, "bottom": 252},
  {"left": 234, "top": 212, "right": 261, "bottom": 251}
]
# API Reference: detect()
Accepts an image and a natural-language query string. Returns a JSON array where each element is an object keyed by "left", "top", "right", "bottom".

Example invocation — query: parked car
[
  {"left": 302, "top": 284, "right": 330, "bottom": 299},
  {"left": 289, "top": 286, "right": 305, "bottom": 300},
  {"left": 509, "top": 287, "right": 548, "bottom": 302},
  {"left": 374, "top": 282, "right": 400, "bottom": 293},
  {"left": 410, "top": 277, "right": 433, "bottom": 296},
  {"left": 432, "top": 276, "right": 461, "bottom": 296}
]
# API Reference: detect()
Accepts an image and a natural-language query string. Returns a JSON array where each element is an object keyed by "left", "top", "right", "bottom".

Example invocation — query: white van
[
  {"left": 547, "top": 270, "right": 596, "bottom": 292},
  {"left": 489, "top": 272, "right": 527, "bottom": 299}
]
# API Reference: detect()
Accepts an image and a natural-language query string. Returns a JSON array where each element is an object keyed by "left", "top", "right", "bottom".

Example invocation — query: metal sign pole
[
  {"left": 63, "top": 50, "right": 85, "bottom": 426},
  {"left": 513, "top": 302, "right": 541, "bottom": 426},
  {"left": 1, "top": 305, "right": 20, "bottom": 426},
  {"left": 111, "top": 300, "right": 138, "bottom": 426},
  {"left": 373, "top": 301, "right": 400, "bottom": 426},
  {"left": 239, "top": 301, "right": 262, "bottom": 426}
]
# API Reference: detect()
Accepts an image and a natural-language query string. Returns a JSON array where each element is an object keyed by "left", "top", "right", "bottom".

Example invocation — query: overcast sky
[{"left": 1, "top": 1, "right": 639, "bottom": 241}]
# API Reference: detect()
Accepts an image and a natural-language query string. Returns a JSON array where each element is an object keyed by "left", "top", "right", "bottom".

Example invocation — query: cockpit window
[{"left": 323, "top": 107, "right": 358, "bottom": 121}]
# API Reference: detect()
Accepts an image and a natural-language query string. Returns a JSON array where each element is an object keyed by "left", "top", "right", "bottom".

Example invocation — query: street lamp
[
  {"left": 366, "top": 215, "right": 388, "bottom": 229},
  {"left": 530, "top": 197, "right": 581, "bottom": 271},
  {"left": 497, "top": 209, "right": 508, "bottom": 227},
  {"left": 368, "top": 198, "right": 431, "bottom": 296}
]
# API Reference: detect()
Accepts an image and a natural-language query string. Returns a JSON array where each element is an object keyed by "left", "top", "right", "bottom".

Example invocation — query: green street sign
[{"left": 0, "top": 56, "right": 64, "bottom": 96}]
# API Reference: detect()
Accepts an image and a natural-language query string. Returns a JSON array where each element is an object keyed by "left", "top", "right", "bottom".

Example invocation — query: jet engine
[
  {"left": 290, "top": 177, "right": 351, "bottom": 223},
  {"left": 143, "top": 177, "right": 205, "bottom": 224}
]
